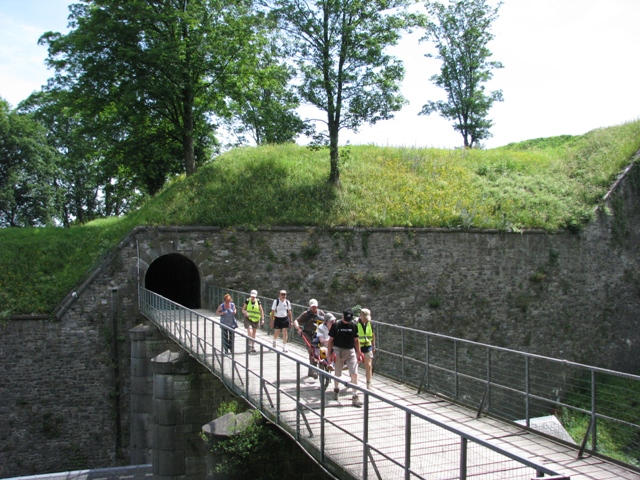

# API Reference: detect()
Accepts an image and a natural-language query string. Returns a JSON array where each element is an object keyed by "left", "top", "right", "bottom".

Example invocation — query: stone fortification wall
[{"left": 0, "top": 235, "right": 140, "bottom": 477}]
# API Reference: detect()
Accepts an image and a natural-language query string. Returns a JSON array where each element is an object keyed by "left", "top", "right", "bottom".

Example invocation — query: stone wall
[{"left": 0, "top": 163, "right": 638, "bottom": 477}]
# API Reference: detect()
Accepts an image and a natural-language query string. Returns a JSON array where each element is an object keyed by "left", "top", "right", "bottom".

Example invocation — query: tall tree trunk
[
  {"left": 183, "top": 100, "right": 196, "bottom": 176},
  {"left": 328, "top": 123, "right": 340, "bottom": 186}
]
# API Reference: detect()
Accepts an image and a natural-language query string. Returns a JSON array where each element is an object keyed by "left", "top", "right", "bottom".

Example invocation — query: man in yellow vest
[
  {"left": 358, "top": 308, "right": 376, "bottom": 389},
  {"left": 242, "top": 290, "right": 264, "bottom": 352}
]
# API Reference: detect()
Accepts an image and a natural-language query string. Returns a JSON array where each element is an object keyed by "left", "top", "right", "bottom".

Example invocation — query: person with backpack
[
  {"left": 358, "top": 308, "right": 376, "bottom": 389},
  {"left": 270, "top": 290, "right": 293, "bottom": 352},
  {"left": 327, "top": 308, "right": 364, "bottom": 407},
  {"left": 293, "top": 298, "right": 325, "bottom": 378},
  {"left": 242, "top": 289, "right": 264, "bottom": 352},
  {"left": 216, "top": 294, "right": 237, "bottom": 354}
]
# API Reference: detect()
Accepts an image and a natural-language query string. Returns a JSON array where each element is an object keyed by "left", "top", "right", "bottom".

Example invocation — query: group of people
[{"left": 215, "top": 290, "right": 376, "bottom": 408}]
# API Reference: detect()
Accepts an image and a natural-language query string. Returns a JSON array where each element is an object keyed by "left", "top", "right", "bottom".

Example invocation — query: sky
[{"left": 1, "top": 0, "right": 639, "bottom": 149}]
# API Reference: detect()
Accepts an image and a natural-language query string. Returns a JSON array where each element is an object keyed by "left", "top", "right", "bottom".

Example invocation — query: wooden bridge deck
[{"left": 152, "top": 307, "right": 640, "bottom": 480}]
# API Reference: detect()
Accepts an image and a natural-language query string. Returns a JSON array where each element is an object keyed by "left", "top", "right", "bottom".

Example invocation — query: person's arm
[
  {"left": 354, "top": 327, "right": 363, "bottom": 362},
  {"left": 259, "top": 302, "right": 265, "bottom": 325},
  {"left": 287, "top": 302, "right": 293, "bottom": 322},
  {"left": 328, "top": 337, "right": 335, "bottom": 359},
  {"left": 241, "top": 301, "right": 248, "bottom": 318},
  {"left": 215, "top": 304, "right": 223, "bottom": 315},
  {"left": 292, "top": 311, "right": 304, "bottom": 333}
]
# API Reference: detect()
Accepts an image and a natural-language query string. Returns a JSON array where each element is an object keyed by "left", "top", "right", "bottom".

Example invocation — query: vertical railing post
[
  {"left": 404, "top": 411, "right": 411, "bottom": 480},
  {"left": 454, "top": 340, "right": 459, "bottom": 399},
  {"left": 525, "top": 356, "right": 530, "bottom": 427},
  {"left": 401, "top": 329, "right": 406, "bottom": 378},
  {"left": 363, "top": 394, "right": 369, "bottom": 480},
  {"left": 276, "top": 353, "right": 281, "bottom": 425},
  {"left": 486, "top": 347, "right": 492, "bottom": 414},
  {"left": 591, "top": 369, "right": 597, "bottom": 453},
  {"left": 296, "top": 362, "right": 301, "bottom": 441},
  {"left": 460, "top": 437, "right": 468, "bottom": 480},
  {"left": 426, "top": 334, "right": 430, "bottom": 388},
  {"left": 320, "top": 378, "right": 326, "bottom": 462}
]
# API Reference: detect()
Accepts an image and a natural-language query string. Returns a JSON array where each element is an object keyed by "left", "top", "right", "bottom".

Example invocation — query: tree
[
  {"left": 420, "top": 0, "right": 503, "bottom": 148},
  {"left": 20, "top": 90, "right": 143, "bottom": 226},
  {"left": 224, "top": 41, "right": 310, "bottom": 146},
  {"left": 263, "top": 0, "right": 416, "bottom": 185},
  {"left": 40, "top": 0, "right": 265, "bottom": 193},
  {"left": 0, "top": 98, "right": 60, "bottom": 227}
]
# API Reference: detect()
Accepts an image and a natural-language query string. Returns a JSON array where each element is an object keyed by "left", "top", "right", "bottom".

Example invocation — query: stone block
[
  {"left": 154, "top": 397, "right": 182, "bottom": 426},
  {"left": 153, "top": 448, "right": 186, "bottom": 476}
]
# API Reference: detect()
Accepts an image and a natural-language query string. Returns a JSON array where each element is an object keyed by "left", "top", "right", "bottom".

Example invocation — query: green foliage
[
  {"left": 420, "top": 0, "right": 504, "bottom": 147},
  {"left": 40, "top": 0, "right": 267, "bottom": 188},
  {"left": 1, "top": 120, "right": 639, "bottom": 315},
  {"left": 267, "top": 0, "right": 419, "bottom": 184},
  {"left": 0, "top": 98, "right": 60, "bottom": 227},
  {"left": 206, "top": 402, "right": 286, "bottom": 479},
  {"left": 560, "top": 374, "right": 640, "bottom": 466}
]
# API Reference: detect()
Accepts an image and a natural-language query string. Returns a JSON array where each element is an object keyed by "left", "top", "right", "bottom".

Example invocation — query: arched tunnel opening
[{"left": 144, "top": 253, "right": 201, "bottom": 309}]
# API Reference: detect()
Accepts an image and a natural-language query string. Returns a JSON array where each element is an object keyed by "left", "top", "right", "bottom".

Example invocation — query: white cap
[
  {"left": 324, "top": 313, "right": 336, "bottom": 323},
  {"left": 309, "top": 299, "right": 318, "bottom": 307},
  {"left": 250, "top": 290, "right": 258, "bottom": 297}
]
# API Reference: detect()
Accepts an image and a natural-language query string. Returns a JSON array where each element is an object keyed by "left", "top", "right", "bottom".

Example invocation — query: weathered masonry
[{"left": 1, "top": 162, "right": 638, "bottom": 477}]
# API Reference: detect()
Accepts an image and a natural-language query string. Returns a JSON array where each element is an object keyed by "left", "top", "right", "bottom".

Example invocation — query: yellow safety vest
[
  {"left": 245, "top": 299, "right": 261, "bottom": 322},
  {"left": 357, "top": 321, "right": 373, "bottom": 347}
]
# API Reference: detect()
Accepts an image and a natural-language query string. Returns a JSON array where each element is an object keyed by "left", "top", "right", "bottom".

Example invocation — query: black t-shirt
[{"left": 329, "top": 320, "right": 359, "bottom": 349}]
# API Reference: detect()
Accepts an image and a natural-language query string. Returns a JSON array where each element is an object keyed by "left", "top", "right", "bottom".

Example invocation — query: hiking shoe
[
  {"left": 332, "top": 388, "right": 340, "bottom": 400},
  {"left": 283, "top": 345, "right": 288, "bottom": 352},
  {"left": 311, "top": 370, "right": 318, "bottom": 379},
  {"left": 366, "top": 381, "right": 372, "bottom": 390},
  {"left": 327, "top": 364, "right": 334, "bottom": 373},
  {"left": 352, "top": 394, "right": 362, "bottom": 408},
  {"left": 272, "top": 341, "right": 276, "bottom": 349}
]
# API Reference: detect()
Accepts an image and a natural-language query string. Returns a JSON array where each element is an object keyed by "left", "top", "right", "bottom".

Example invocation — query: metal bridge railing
[
  {"left": 145, "top": 286, "right": 566, "bottom": 480},
  {"left": 205, "top": 285, "right": 640, "bottom": 471}
]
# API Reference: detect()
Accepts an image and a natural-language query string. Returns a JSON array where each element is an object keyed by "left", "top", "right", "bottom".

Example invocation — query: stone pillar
[
  {"left": 151, "top": 349, "right": 220, "bottom": 480},
  {"left": 130, "top": 323, "right": 174, "bottom": 464}
]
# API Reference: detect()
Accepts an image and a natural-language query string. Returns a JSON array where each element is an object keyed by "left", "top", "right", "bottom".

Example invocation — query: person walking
[
  {"left": 327, "top": 309, "right": 364, "bottom": 407},
  {"left": 293, "top": 299, "right": 325, "bottom": 378},
  {"left": 270, "top": 290, "right": 293, "bottom": 352},
  {"left": 358, "top": 308, "right": 376, "bottom": 389},
  {"left": 316, "top": 312, "right": 336, "bottom": 347},
  {"left": 216, "top": 294, "right": 237, "bottom": 354},
  {"left": 242, "top": 289, "right": 264, "bottom": 352}
]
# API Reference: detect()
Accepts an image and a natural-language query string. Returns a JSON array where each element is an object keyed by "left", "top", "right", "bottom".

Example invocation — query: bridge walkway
[{"left": 139, "top": 289, "right": 640, "bottom": 480}]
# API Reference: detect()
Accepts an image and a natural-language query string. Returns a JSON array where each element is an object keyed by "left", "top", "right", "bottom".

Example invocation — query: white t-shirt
[
  {"left": 317, "top": 323, "right": 332, "bottom": 345},
  {"left": 271, "top": 298, "right": 291, "bottom": 317}
]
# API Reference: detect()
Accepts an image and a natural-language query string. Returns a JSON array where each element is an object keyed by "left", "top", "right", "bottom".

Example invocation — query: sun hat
[
  {"left": 250, "top": 290, "right": 258, "bottom": 297},
  {"left": 309, "top": 299, "right": 318, "bottom": 307},
  {"left": 360, "top": 308, "right": 371, "bottom": 321},
  {"left": 324, "top": 313, "right": 336, "bottom": 323}
]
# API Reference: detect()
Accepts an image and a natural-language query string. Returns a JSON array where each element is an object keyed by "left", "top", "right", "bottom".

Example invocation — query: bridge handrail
[
  {"left": 142, "top": 286, "right": 566, "bottom": 479},
  {"left": 205, "top": 285, "right": 640, "bottom": 469}
]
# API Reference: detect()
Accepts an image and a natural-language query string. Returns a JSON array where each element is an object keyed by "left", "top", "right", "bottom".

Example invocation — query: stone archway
[{"left": 144, "top": 253, "right": 201, "bottom": 309}]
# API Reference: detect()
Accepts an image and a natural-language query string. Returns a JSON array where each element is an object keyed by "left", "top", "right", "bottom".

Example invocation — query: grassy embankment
[{"left": 1, "top": 119, "right": 639, "bottom": 319}]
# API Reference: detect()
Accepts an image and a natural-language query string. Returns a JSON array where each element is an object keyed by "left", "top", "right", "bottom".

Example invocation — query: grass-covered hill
[{"left": 1, "top": 120, "right": 639, "bottom": 317}]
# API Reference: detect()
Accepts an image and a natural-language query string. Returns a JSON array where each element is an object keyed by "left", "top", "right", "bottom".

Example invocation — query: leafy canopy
[
  {"left": 420, "top": 0, "right": 504, "bottom": 148},
  {"left": 264, "top": 0, "right": 419, "bottom": 184},
  {"left": 40, "top": 0, "right": 267, "bottom": 193}
]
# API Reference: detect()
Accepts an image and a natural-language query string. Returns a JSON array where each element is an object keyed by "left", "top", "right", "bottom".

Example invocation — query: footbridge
[{"left": 139, "top": 286, "right": 640, "bottom": 480}]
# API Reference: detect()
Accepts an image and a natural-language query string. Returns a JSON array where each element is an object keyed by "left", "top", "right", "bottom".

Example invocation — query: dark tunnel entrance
[{"left": 145, "top": 254, "right": 201, "bottom": 309}]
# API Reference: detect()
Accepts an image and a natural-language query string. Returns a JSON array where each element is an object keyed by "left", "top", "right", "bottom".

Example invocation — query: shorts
[
  {"left": 361, "top": 345, "right": 374, "bottom": 358},
  {"left": 334, "top": 347, "right": 358, "bottom": 376},
  {"left": 244, "top": 318, "right": 260, "bottom": 329},
  {"left": 273, "top": 316, "right": 289, "bottom": 330}
]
